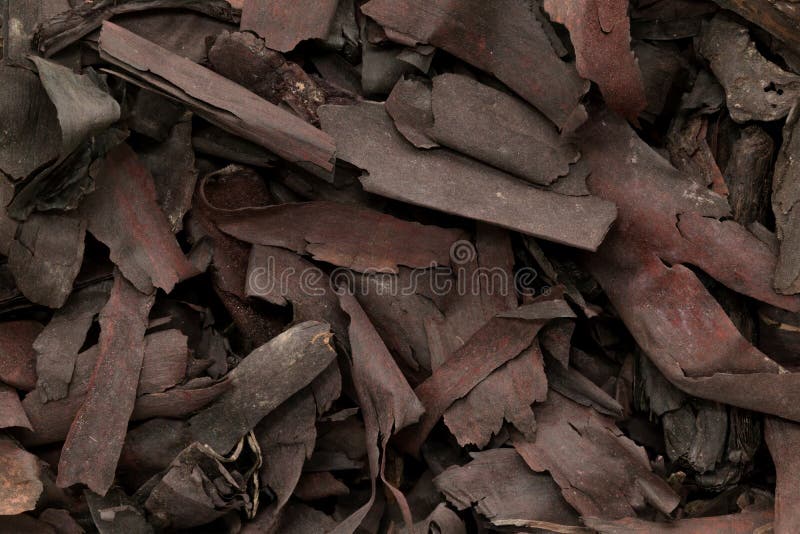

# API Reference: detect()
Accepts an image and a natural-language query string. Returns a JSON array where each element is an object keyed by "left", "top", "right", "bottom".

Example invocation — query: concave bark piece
[{"left": 240, "top": 0, "right": 339, "bottom": 52}]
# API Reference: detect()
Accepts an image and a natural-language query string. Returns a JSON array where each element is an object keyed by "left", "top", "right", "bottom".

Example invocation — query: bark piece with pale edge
[
  {"left": 543, "top": 0, "right": 647, "bottom": 122},
  {"left": 320, "top": 102, "right": 616, "bottom": 251},
  {"left": 188, "top": 321, "right": 336, "bottom": 454},
  {"left": 772, "top": 106, "right": 800, "bottom": 294},
  {"left": 218, "top": 200, "right": 462, "bottom": 273},
  {"left": 97, "top": 21, "right": 335, "bottom": 179},
  {"left": 57, "top": 272, "right": 155, "bottom": 495},
  {"left": 0, "top": 436, "right": 43, "bottom": 515},
  {"left": 361, "top": 0, "right": 589, "bottom": 130},
  {"left": 240, "top": 0, "right": 339, "bottom": 52},
  {"left": 81, "top": 143, "right": 196, "bottom": 294}
]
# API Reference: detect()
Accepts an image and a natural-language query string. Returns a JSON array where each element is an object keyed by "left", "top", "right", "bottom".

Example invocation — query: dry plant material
[
  {"left": 0, "top": 436, "right": 43, "bottom": 515},
  {"left": 240, "top": 0, "right": 340, "bottom": 52}
]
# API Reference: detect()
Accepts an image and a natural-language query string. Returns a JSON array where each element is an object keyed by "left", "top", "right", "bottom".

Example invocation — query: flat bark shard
[
  {"left": 585, "top": 502, "right": 773, "bottom": 533},
  {"left": 7, "top": 213, "right": 85, "bottom": 309},
  {"left": 0, "top": 321, "right": 44, "bottom": 391},
  {"left": 710, "top": 0, "right": 800, "bottom": 56},
  {"left": 320, "top": 101, "right": 616, "bottom": 251},
  {"left": 513, "top": 391, "right": 680, "bottom": 519},
  {"left": 240, "top": 0, "right": 339, "bottom": 52},
  {"left": 544, "top": 0, "right": 647, "bottom": 122},
  {"left": 772, "top": 106, "right": 800, "bottom": 294},
  {"left": 81, "top": 143, "right": 196, "bottom": 294},
  {"left": 427, "top": 73, "right": 582, "bottom": 186},
  {"left": 0, "top": 383, "right": 32, "bottom": 430},
  {"left": 0, "top": 436, "right": 44, "bottom": 515},
  {"left": 218, "top": 200, "right": 461, "bottom": 273},
  {"left": 699, "top": 14, "right": 800, "bottom": 123},
  {"left": 361, "top": 0, "right": 589, "bottom": 130},
  {"left": 385, "top": 77, "right": 438, "bottom": 149},
  {"left": 57, "top": 272, "right": 155, "bottom": 495},
  {"left": 765, "top": 417, "right": 800, "bottom": 533},
  {"left": 434, "top": 448, "right": 580, "bottom": 528},
  {"left": 34, "top": 281, "right": 112, "bottom": 402},
  {"left": 98, "top": 21, "right": 335, "bottom": 178},
  {"left": 188, "top": 321, "right": 336, "bottom": 454}
]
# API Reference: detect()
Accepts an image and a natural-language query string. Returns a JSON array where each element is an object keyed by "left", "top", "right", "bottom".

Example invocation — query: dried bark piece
[
  {"left": 130, "top": 378, "right": 231, "bottom": 420},
  {"left": 773, "top": 106, "right": 800, "bottom": 294},
  {"left": 188, "top": 321, "right": 336, "bottom": 454},
  {"left": 137, "top": 330, "right": 188, "bottom": 395},
  {"left": 246, "top": 245, "right": 348, "bottom": 340},
  {"left": 294, "top": 472, "right": 349, "bottom": 501},
  {"left": 334, "top": 294, "right": 424, "bottom": 532},
  {"left": 34, "top": 281, "right": 111, "bottom": 402},
  {"left": 698, "top": 14, "right": 800, "bottom": 123},
  {"left": 118, "top": 419, "right": 193, "bottom": 490},
  {"left": 434, "top": 448, "right": 579, "bottom": 528},
  {"left": 581, "top": 113, "right": 800, "bottom": 422},
  {"left": 253, "top": 390, "right": 318, "bottom": 531},
  {"left": 8, "top": 57, "right": 123, "bottom": 219},
  {"left": 7, "top": 213, "right": 86, "bottom": 309},
  {"left": 765, "top": 417, "right": 800, "bottom": 533},
  {"left": 98, "top": 22, "right": 335, "bottom": 178},
  {"left": 34, "top": 0, "right": 241, "bottom": 56},
  {"left": 361, "top": 0, "right": 589, "bottom": 130},
  {"left": 0, "top": 514, "right": 57, "bottom": 534},
  {"left": 402, "top": 503, "right": 465, "bottom": 534},
  {"left": 0, "top": 436, "right": 43, "bottom": 515},
  {"left": 0, "top": 66, "right": 60, "bottom": 181},
  {"left": 0, "top": 321, "right": 44, "bottom": 391},
  {"left": 724, "top": 125, "right": 774, "bottom": 226},
  {"left": 513, "top": 391, "right": 679, "bottom": 519},
  {"left": 666, "top": 115, "right": 727, "bottom": 194},
  {"left": 219, "top": 201, "right": 461, "bottom": 273},
  {"left": 0, "top": 384, "right": 32, "bottom": 430},
  {"left": 710, "top": 0, "right": 800, "bottom": 56},
  {"left": 320, "top": 102, "right": 616, "bottom": 251},
  {"left": 544, "top": 0, "right": 646, "bottom": 122},
  {"left": 39, "top": 508, "right": 84, "bottom": 534},
  {"left": 208, "top": 31, "right": 330, "bottom": 125},
  {"left": 139, "top": 119, "right": 197, "bottom": 233},
  {"left": 144, "top": 439, "right": 259, "bottom": 529},
  {"left": 585, "top": 503, "right": 773, "bottom": 533},
  {"left": 247, "top": 502, "right": 337, "bottom": 534},
  {"left": 427, "top": 74, "right": 582, "bottom": 186},
  {"left": 86, "top": 488, "right": 153, "bottom": 534},
  {"left": 634, "top": 41, "right": 688, "bottom": 121},
  {"left": 443, "top": 342, "right": 547, "bottom": 448},
  {"left": 401, "top": 311, "right": 570, "bottom": 456},
  {"left": 81, "top": 143, "right": 196, "bottom": 294},
  {"left": 128, "top": 90, "right": 184, "bottom": 142},
  {"left": 241, "top": 0, "right": 339, "bottom": 52},
  {"left": 385, "top": 77, "right": 438, "bottom": 149},
  {"left": 57, "top": 273, "right": 155, "bottom": 495}
]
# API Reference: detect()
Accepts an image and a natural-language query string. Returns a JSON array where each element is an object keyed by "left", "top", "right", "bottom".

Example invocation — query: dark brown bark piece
[
  {"left": 401, "top": 313, "right": 567, "bottom": 456},
  {"left": 208, "top": 31, "right": 330, "bottom": 125},
  {"left": 98, "top": 21, "right": 335, "bottom": 178},
  {"left": 765, "top": 417, "right": 800, "bottom": 533},
  {"left": 34, "top": 281, "right": 112, "bottom": 402},
  {"left": 7, "top": 213, "right": 85, "bottom": 309},
  {"left": 39, "top": 508, "right": 84, "bottom": 534},
  {"left": 710, "top": 0, "right": 800, "bottom": 56},
  {"left": 585, "top": 503, "right": 773, "bottom": 533},
  {"left": 136, "top": 330, "right": 188, "bottom": 395},
  {"left": 57, "top": 272, "right": 155, "bottom": 495},
  {"left": 0, "top": 65, "right": 60, "bottom": 181},
  {"left": 427, "top": 74, "right": 581, "bottom": 186},
  {"left": 361, "top": 0, "right": 589, "bottom": 130},
  {"left": 188, "top": 321, "right": 336, "bottom": 454},
  {"left": 86, "top": 488, "right": 153, "bottom": 534},
  {"left": 81, "top": 143, "right": 196, "bottom": 294},
  {"left": 0, "top": 383, "right": 32, "bottom": 430},
  {"left": 138, "top": 118, "right": 197, "bottom": 233},
  {"left": 34, "top": 0, "right": 241, "bottom": 56},
  {"left": 724, "top": 125, "right": 774, "bottom": 226},
  {"left": 385, "top": 77, "right": 438, "bottom": 150},
  {"left": 698, "top": 14, "right": 800, "bottom": 123},
  {"left": 319, "top": 102, "right": 617, "bottom": 251},
  {"left": 773, "top": 106, "right": 800, "bottom": 294},
  {"left": 0, "top": 321, "right": 44, "bottom": 391},
  {"left": 434, "top": 448, "right": 579, "bottom": 528},
  {"left": 334, "top": 293, "right": 424, "bottom": 532},
  {"left": 294, "top": 471, "right": 349, "bottom": 501},
  {"left": 513, "top": 391, "right": 679, "bottom": 519},
  {"left": 0, "top": 435, "right": 44, "bottom": 515},
  {"left": 543, "top": 0, "right": 647, "bottom": 122},
  {"left": 246, "top": 245, "right": 348, "bottom": 340},
  {"left": 218, "top": 200, "right": 461, "bottom": 273},
  {"left": 443, "top": 342, "right": 547, "bottom": 448},
  {"left": 241, "top": 0, "right": 339, "bottom": 52}
]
